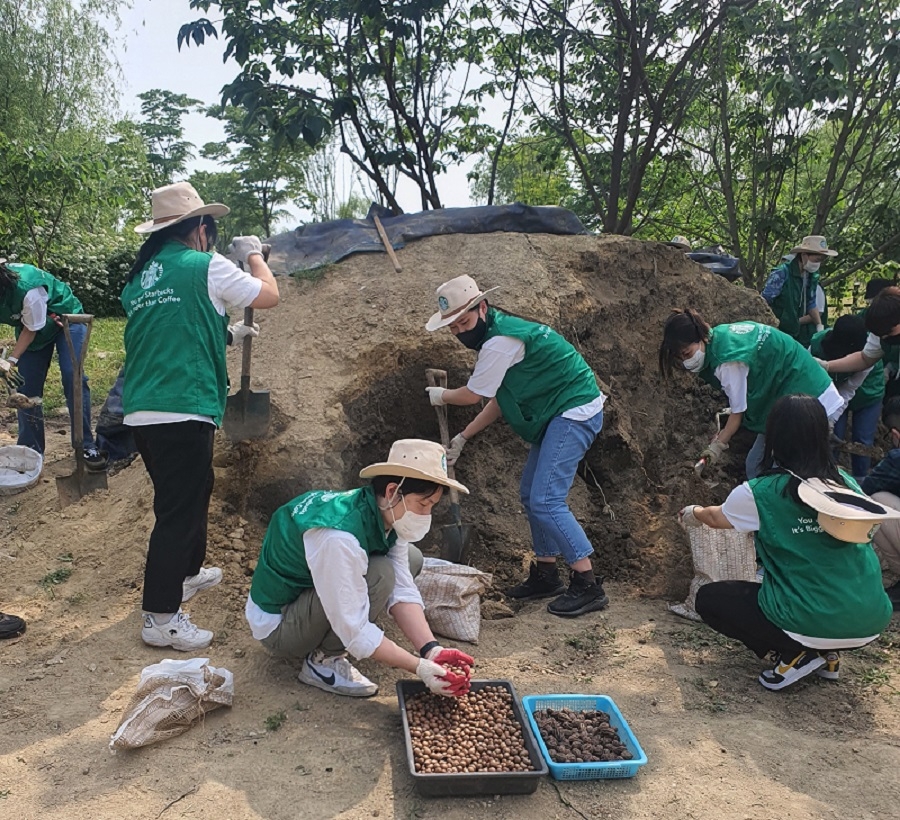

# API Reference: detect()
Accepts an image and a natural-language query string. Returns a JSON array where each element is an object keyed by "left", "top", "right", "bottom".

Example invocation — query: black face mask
[
  {"left": 456, "top": 317, "right": 487, "bottom": 350},
  {"left": 882, "top": 333, "right": 900, "bottom": 345}
]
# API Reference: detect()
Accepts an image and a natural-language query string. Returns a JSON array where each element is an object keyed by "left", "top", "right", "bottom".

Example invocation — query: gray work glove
[
  {"left": 699, "top": 439, "right": 728, "bottom": 464},
  {"left": 445, "top": 432, "right": 468, "bottom": 466},
  {"left": 426, "top": 386, "right": 447, "bottom": 406},
  {"left": 227, "top": 235, "right": 264, "bottom": 267},
  {"left": 679, "top": 505, "right": 702, "bottom": 528},
  {"left": 228, "top": 320, "right": 260, "bottom": 345},
  {"left": 0, "top": 357, "right": 24, "bottom": 389}
]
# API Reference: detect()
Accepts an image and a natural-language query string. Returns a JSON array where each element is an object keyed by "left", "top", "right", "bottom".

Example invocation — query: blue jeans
[
  {"left": 833, "top": 400, "right": 881, "bottom": 480},
  {"left": 746, "top": 433, "right": 766, "bottom": 479},
  {"left": 520, "top": 410, "right": 603, "bottom": 565},
  {"left": 15, "top": 323, "right": 95, "bottom": 454}
]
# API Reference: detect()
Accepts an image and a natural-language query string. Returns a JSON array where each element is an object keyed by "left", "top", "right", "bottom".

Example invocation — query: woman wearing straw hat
[
  {"left": 123, "top": 182, "right": 279, "bottom": 652},
  {"left": 761, "top": 235, "right": 836, "bottom": 346},
  {"left": 246, "top": 439, "right": 475, "bottom": 698},
  {"left": 681, "top": 394, "right": 895, "bottom": 691},
  {"left": 658, "top": 309, "right": 843, "bottom": 479},
  {"left": 424, "top": 275, "right": 608, "bottom": 618},
  {"left": 0, "top": 259, "right": 106, "bottom": 469}
]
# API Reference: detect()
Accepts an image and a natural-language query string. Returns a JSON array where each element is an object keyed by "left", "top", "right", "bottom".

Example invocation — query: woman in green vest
[
  {"left": 123, "top": 182, "right": 280, "bottom": 652},
  {"left": 810, "top": 314, "right": 884, "bottom": 480},
  {"left": 424, "top": 275, "right": 607, "bottom": 618},
  {"left": 681, "top": 394, "right": 894, "bottom": 691},
  {"left": 246, "top": 439, "right": 475, "bottom": 699},
  {"left": 658, "top": 309, "right": 843, "bottom": 479},
  {"left": 0, "top": 259, "right": 105, "bottom": 468}
]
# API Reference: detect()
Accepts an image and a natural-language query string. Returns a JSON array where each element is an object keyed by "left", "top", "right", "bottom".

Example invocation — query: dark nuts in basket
[{"left": 534, "top": 708, "right": 632, "bottom": 763}]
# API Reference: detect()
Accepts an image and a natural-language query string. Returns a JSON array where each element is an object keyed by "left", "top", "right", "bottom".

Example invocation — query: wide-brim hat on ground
[
  {"left": 666, "top": 235, "right": 691, "bottom": 251},
  {"left": 360, "top": 439, "right": 469, "bottom": 494},
  {"left": 425, "top": 274, "right": 499, "bottom": 331},
  {"left": 134, "top": 182, "right": 230, "bottom": 234},
  {"left": 797, "top": 477, "right": 900, "bottom": 542},
  {"left": 790, "top": 235, "right": 838, "bottom": 257}
]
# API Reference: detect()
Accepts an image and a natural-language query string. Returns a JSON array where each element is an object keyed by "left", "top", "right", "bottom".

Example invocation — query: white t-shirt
[
  {"left": 466, "top": 335, "right": 605, "bottom": 420},
  {"left": 21, "top": 287, "right": 49, "bottom": 331},
  {"left": 125, "top": 252, "right": 262, "bottom": 427},
  {"left": 244, "top": 527, "right": 423, "bottom": 660},
  {"left": 720, "top": 482, "right": 877, "bottom": 650}
]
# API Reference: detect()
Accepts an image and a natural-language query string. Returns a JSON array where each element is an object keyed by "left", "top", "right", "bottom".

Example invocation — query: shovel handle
[
  {"left": 57, "top": 314, "right": 93, "bottom": 476},
  {"left": 240, "top": 307, "right": 254, "bottom": 390},
  {"left": 425, "top": 368, "right": 460, "bottom": 508}
]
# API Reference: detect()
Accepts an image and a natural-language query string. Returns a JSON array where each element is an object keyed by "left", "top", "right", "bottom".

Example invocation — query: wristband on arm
[{"left": 419, "top": 640, "right": 441, "bottom": 659}]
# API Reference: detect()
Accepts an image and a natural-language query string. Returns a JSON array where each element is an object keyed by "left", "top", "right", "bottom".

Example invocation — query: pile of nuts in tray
[
  {"left": 532, "top": 707, "right": 633, "bottom": 763},
  {"left": 406, "top": 686, "right": 533, "bottom": 774}
]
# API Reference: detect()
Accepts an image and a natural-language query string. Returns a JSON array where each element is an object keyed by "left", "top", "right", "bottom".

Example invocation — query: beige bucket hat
[
  {"left": 790, "top": 235, "right": 838, "bottom": 257},
  {"left": 425, "top": 274, "right": 499, "bottom": 331},
  {"left": 797, "top": 477, "right": 900, "bottom": 543},
  {"left": 359, "top": 439, "right": 469, "bottom": 494},
  {"left": 666, "top": 235, "right": 692, "bottom": 251},
  {"left": 134, "top": 182, "right": 230, "bottom": 234}
]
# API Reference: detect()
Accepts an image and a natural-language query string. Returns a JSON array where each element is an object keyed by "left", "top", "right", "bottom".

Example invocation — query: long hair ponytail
[{"left": 127, "top": 215, "right": 219, "bottom": 283}]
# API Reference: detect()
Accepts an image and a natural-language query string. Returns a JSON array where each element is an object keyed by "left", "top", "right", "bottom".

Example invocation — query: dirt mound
[{"left": 224, "top": 231, "right": 773, "bottom": 598}]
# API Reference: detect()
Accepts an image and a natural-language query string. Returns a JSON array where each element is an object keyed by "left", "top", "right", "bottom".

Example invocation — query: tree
[
  {"left": 179, "top": 0, "right": 496, "bottom": 212},
  {"left": 136, "top": 89, "right": 202, "bottom": 186}
]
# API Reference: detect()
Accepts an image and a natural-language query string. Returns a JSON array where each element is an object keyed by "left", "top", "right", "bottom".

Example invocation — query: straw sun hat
[
  {"left": 797, "top": 477, "right": 900, "bottom": 543},
  {"left": 425, "top": 274, "right": 499, "bottom": 331},
  {"left": 666, "top": 235, "right": 692, "bottom": 251},
  {"left": 789, "top": 235, "right": 838, "bottom": 257},
  {"left": 360, "top": 439, "right": 469, "bottom": 494},
  {"left": 134, "top": 182, "right": 230, "bottom": 234}
]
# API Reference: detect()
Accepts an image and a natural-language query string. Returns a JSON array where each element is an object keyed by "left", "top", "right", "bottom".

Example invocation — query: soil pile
[{"left": 230, "top": 231, "right": 774, "bottom": 597}]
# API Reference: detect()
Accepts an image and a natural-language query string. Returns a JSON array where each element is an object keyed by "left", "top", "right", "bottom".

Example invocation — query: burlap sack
[
  {"left": 669, "top": 526, "right": 758, "bottom": 621},
  {"left": 416, "top": 557, "right": 492, "bottom": 644},
  {"left": 109, "top": 658, "right": 233, "bottom": 751}
]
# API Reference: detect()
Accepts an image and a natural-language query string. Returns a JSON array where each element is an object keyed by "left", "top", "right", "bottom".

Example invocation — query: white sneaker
[
  {"left": 141, "top": 611, "right": 213, "bottom": 651},
  {"left": 182, "top": 567, "right": 223, "bottom": 602},
  {"left": 298, "top": 651, "right": 379, "bottom": 697}
]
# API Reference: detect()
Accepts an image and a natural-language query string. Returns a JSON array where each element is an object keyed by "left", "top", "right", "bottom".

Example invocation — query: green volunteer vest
[
  {"left": 810, "top": 329, "right": 884, "bottom": 411},
  {"left": 750, "top": 471, "right": 892, "bottom": 639},
  {"left": 250, "top": 486, "right": 396, "bottom": 614},
  {"left": 120, "top": 241, "right": 230, "bottom": 425},
  {"left": 477, "top": 308, "right": 601, "bottom": 443},
  {"left": 0, "top": 263, "right": 82, "bottom": 350},
  {"left": 769, "top": 258, "right": 819, "bottom": 343},
  {"left": 699, "top": 322, "right": 833, "bottom": 434}
]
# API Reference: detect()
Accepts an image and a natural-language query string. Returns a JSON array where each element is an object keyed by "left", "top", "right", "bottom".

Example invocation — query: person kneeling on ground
[
  {"left": 681, "top": 394, "right": 895, "bottom": 691},
  {"left": 860, "top": 396, "right": 900, "bottom": 610},
  {"left": 245, "top": 439, "right": 474, "bottom": 698}
]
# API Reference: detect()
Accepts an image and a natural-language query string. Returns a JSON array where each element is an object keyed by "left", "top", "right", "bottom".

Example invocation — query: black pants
[
  {"left": 695, "top": 581, "right": 807, "bottom": 659},
  {"left": 132, "top": 421, "right": 215, "bottom": 614}
]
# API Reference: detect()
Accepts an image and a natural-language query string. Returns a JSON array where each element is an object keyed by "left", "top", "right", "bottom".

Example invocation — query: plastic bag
[
  {"left": 109, "top": 657, "right": 233, "bottom": 751},
  {"left": 669, "top": 526, "right": 758, "bottom": 621},
  {"left": 416, "top": 557, "right": 492, "bottom": 644}
]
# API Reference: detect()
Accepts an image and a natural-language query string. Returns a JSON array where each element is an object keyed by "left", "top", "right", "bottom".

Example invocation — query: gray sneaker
[
  {"left": 141, "top": 611, "right": 213, "bottom": 651},
  {"left": 298, "top": 651, "right": 378, "bottom": 697},
  {"left": 182, "top": 567, "right": 223, "bottom": 602}
]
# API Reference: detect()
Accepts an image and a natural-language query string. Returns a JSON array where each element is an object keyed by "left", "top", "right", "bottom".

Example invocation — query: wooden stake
[{"left": 373, "top": 214, "right": 402, "bottom": 272}]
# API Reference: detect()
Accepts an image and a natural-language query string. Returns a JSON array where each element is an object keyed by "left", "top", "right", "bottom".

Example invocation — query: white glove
[
  {"left": 416, "top": 658, "right": 456, "bottom": 696},
  {"left": 227, "top": 235, "right": 264, "bottom": 267},
  {"left": 700, "top": 439, "right": 728, "bottom": 463},
  {"left": 0, "top": 357, "right": 24, "bottom": 389},
  {"left": 426, "top": 386, "right": 447, "bottom": 406},
  {"left": 446, "top": 432, "right": 467, "bottom": 466},
  {"left": 812, "top": 356, "right": 830, "bottom": 373},
  {"left": 815, "top": 323, "right": 825, "bottom": 333},
  {"left": 679, "top": 505, "right": 702, "bottom": 528},
  {"left": 228, "top": 320, "right": 260, "bottom": 344}
]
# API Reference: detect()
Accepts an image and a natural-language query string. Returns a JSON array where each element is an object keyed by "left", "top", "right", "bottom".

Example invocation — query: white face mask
[
  {"left": 804, "top": 261, "right": 821, "bottom": 273},
  {"left": 385, "top": 491, "right": 432, "bottom": 543},
  {"left": 683, "top": 348, "right": 706, "bottom": 373}
]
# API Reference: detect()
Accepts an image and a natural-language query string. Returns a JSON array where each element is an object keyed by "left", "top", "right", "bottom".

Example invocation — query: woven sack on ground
[
  {"left": 669, "top": 525, "right": 758, "bottom": 621},
  {"left": 416, "top": 557, "right": 492, "bottom": 644},
  {"left": 109, "top": 657, "right": 234, "bottom": 751}
]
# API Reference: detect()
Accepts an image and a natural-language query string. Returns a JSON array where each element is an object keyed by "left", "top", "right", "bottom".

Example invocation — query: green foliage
[
  {"left": 264, "top": 710, "right": 287, "bottom": 731},
  {"left": 136, "top": 90, "right": 202, "bottom": 186}
]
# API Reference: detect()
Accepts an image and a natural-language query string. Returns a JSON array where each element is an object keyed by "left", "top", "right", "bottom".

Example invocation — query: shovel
[
  {"left": 223, "top": 246, "right": 271, "bottom": 441},
  {"left": 56, "top": 314, "right": 108, "bottom": 508},
  {"left": 425, "top": 368, "right": 475, "bottom": 563}
]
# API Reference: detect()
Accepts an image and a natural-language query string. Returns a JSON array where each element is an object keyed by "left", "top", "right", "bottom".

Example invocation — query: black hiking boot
[
  {"left": 547, "top": 570, "right": 609, "bottom": 617},
  {"left": 0, "top": 612, "right": 26, "bottom": 639},
  {"left": 506, "top": 562, "right": 566, "bottom": 600}
]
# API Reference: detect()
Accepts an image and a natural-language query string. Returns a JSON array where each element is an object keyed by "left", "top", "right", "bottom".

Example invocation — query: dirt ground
[{"left": 1, "top": 232, "right": 899, "bottom": 819}]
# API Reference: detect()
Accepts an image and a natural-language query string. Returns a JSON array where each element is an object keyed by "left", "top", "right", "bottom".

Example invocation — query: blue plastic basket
[{"left": 521, "top": 694, "right": 648, "bottom": 780}]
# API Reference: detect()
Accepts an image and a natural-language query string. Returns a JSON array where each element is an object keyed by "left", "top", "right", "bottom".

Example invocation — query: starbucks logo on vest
[
  {"left": 728, "top": 323, "right": 754, "bottom": 334},
  {"left": 141, "top": 261, "right": 163, "bottom": 290}
]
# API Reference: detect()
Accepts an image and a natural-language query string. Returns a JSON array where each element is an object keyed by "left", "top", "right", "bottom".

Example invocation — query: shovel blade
[
  {"left": 56, "top": 470, "right": 108, "bottom": 509},
  {"left": 223, "top": 388, "right": 271, "bottom": 441},
  {"left": 439, "top": 522, "right": 475, "bottom": 564}
]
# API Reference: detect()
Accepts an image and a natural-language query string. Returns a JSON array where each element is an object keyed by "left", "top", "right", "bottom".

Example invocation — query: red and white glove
[
  {"left": 416, "top": 658, "right": 469, "bottom": 697},
  {"left": 426, "top": 646, "right": 475, "bottom": 675}
]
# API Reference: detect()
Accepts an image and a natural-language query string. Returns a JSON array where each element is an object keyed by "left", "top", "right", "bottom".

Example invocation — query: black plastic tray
[{"left": 396, "top": 679, "right": 549, "bottom": 797}]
